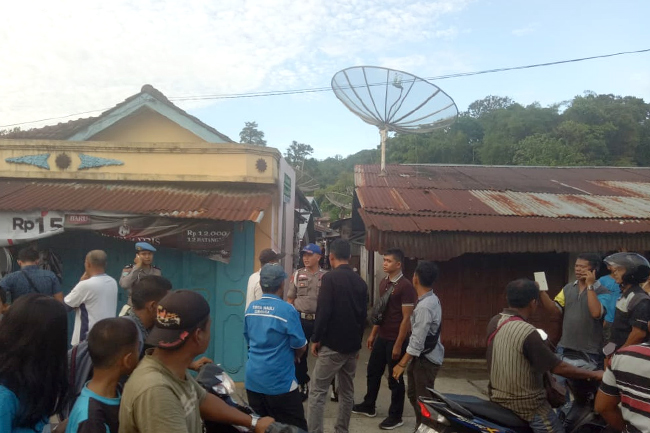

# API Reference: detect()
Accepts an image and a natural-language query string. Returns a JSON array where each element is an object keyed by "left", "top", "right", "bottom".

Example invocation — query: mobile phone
[{"left": 534, "top": 272, "right": 549, "bottom": 292}]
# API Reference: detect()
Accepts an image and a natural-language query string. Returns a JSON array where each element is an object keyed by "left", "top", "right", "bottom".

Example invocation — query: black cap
[
  {"left": 146, "top": 290, "right": 210, "bottom": 349},
  {"left": 259, "top": 248, "right": 284, "bottom": 264}
]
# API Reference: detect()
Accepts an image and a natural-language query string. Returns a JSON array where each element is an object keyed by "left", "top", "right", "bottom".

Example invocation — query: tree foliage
[
  {"left": 301, "top": 92, "right": 650, "bottom": 218},
  {"left": 284, "top": 140, "right": 314, "bottom": 168},
  {"left": 239, "top": 121, "right": 267, "bottom": 146}
]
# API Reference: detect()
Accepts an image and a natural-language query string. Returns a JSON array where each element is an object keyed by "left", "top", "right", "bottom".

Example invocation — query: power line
[
  {"left": 169, "top": 48, "right": 650, "bottom": 101},
  {"left": 2, "top": 47, "right": 649, "bottom": 129}
]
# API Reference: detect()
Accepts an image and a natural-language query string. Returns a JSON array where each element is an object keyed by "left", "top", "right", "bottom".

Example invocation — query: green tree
[
  {"left": 285, "top": 140, "right": 314, "bottom": 168},
  {"left": 467, "top": 95, "right": 514, "bottom": 118},
  {"left": 513, "top": 133, "right": 587, "bottom": 166},
  {"left": 239, "top": 121, "right": 267, "bottom": 146}
]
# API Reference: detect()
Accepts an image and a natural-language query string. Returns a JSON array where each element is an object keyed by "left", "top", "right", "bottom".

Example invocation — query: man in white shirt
[
  {"left": 246, "top": 249, "right": 284, "bottom": 309},
  {"left": 65, "top": 250, "right": 118, "bottom": 345}
]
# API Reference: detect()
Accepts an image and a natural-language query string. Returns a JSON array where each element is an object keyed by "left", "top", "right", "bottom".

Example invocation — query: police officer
[
  {"left": 119, "top": 242, "right": 162, "bottom": 309},
  {"left": 288, "top": 243, "right": 326, "bottom": 400}
]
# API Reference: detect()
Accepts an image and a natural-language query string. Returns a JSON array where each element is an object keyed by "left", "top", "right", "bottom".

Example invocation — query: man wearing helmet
[{"left": 604, "top": 252, "right": 650, "bottom": 349}]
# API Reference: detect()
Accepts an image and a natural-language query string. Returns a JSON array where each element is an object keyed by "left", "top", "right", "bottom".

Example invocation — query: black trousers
[
  {"left": 246, "top": 388, "right": 308, "bottom": 431},
  {"left": 362, "top": 336, "right": 407, "bottom": 419},
  {"left": 296, "top": 318, "right": 315, "bottom": 385},
  {"left": 407, "top": 357, "right": 441, "bottom": 425}
]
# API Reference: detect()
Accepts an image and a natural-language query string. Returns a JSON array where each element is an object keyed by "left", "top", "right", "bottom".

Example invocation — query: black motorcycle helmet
[{"left": 604, "top": 252, "right": 650, "bottom": 285}]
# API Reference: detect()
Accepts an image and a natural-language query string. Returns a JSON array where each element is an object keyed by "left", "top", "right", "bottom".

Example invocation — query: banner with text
[
  {"left": 64, "top": 215, "right": 234, "bottom": 263},
  {"left": 0, "top": 211, "right": 66, "bottom": 247}
]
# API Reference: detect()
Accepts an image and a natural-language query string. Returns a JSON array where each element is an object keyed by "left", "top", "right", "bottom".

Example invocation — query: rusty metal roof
[
  {"left": 355, "top": 164, "right": 650, "bottom": 248},
  {"left": 0, "top": 180, "right": 271, "bottom": 222}
]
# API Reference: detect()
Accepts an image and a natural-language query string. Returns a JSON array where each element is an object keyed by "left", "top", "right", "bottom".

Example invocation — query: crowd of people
[{"left": 2, "top": 239, "right": 650, "bottom": 433}]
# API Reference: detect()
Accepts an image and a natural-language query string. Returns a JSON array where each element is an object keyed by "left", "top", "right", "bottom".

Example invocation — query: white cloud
[
  {"left": 0, "top": 0, "right": 472, "bottom": 128},
  {"left": 512, "top": 24, "right": 537, "bottom": 37}
]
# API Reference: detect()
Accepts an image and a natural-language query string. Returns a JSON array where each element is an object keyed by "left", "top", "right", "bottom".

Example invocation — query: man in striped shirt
[{"left": 596, "top": 343, "right": 650, "bottom": 433}]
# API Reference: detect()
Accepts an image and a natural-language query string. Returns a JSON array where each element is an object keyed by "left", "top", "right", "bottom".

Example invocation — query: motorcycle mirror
[
  {"left": 603, "top": 342, "right": 617, "bottom": 357},
  {"left": 536, "top": 329, "right": 548, "bottom": 341}
]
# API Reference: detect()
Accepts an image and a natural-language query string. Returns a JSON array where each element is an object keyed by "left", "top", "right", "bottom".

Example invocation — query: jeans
[
  {"left": 296, "top": 318, "right": 315, "bottom": 385},
  {"left": 307, "top": 346, "right": 357, "bottom": 433},
  {"left": 528, "top": 405, "right": 565, "bottom": 433},
  {"left": 246, "top": 388, "right": 308, "bottom": 431},
  {"left": 361, "top": 336, "right": 407, "bottom": 419},
  {"left": 407, "top": 357, "right": 441, "bottom": 425}
]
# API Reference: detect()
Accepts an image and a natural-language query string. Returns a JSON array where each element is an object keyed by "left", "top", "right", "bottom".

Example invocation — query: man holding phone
[{"left": 538, "top": 253, "right": 609, "bottom": 366}]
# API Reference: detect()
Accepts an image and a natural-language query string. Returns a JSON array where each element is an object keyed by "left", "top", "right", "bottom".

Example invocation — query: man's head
[
  {"left": 383, "top": 248, "right": 404, "bottom": 276},
  {"left": 88, "top": 317, "right": 140, "bottom": 376},
  {"left": 146, "top": 290, "right": 211, "bottom": 355},
  {"left": 604, "top": 252, "right": 650, "bottom": 287},
  {"left": 328, "top": 239, "right": 350, "bottom": 268},
  {"left": 574, "top": 253, "right": 602, "bottom": 282},
  {"left": 131, "top": 276, "right": 172, "bottom": 329},
  {"left": 85, "top": 250, "right": 107, "bottom": 273},
  {"left": 17, "top": 247, "right": 39, "bottom": 267},
  {"left": 506, "top": 279, "right": 540, "bottom": 312},
  {"left": 413, "top": 261, "right": 439, "bottom": 290},
  {"left": 135, "top": 242, "right": 156, "bottom": 266},
  {"left": 301, "top": 243, "right": 322, "bottom": 270},
  {"left": 259, "top": 263, "right": 288, "bottom": 295},
  {"left": 259, "top": 248, "right": 284, "bottom": 266}
]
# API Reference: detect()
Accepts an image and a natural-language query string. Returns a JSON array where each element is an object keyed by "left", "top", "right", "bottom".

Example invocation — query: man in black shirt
[
  {"left": 307, "top": 239, "right": 367, "bottom": 433},
  {"left": 604, "top": 252, "right": 650, "bottom": 349}
]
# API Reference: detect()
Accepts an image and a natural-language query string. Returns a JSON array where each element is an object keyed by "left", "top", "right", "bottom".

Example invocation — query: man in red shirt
[{"left": 353, "top": 249, "right": 417, "bottom": 430}]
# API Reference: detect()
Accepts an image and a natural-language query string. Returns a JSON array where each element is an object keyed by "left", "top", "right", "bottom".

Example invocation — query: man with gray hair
[{"left": 65, "top": 250, "right": 118, "bottom": 345}]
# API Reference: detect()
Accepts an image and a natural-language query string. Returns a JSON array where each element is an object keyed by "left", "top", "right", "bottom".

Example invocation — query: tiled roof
[
  {"left": 0, "top": 180, "right": 271, "bottom": 222},
  {"left": 2, "top": 85, "right": 233, "bottom": 142}
]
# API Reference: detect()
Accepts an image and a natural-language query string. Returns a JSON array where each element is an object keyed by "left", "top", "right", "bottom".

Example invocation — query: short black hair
[
  {"left": 577, "top": 253, "right": 602, "bottom": 271},
  {"left": 88, "top": 318, "right": 139, "bottom": 369},
  {"left": 330, "top": 239, "right": 351, "bottom": 260},
  {"left": 415, "top": 261, "right": 439, "bottom": 288},
  {"left": 131, "top": 276, "right": 172, "bottom": 310},
  {"left": 506, "top": 279, "right": 540, "bottom": 308},
  {"left": 0, "top": 287, "right": 6, "bottom": 305},
  {"left": 385, "top": 248, "right": 404, "bottom": 265},
  {"left": 18, "top": 247, "right": 39, "bottom": 263}
]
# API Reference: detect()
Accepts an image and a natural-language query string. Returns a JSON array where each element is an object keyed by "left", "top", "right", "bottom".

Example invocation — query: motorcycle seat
[{"left": 444, "top": 394, "right": 531, "bottom": 430}]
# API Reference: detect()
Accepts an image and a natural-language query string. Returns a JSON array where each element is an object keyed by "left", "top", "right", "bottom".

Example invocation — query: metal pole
[{"left": 379, "top": 128, "right": 387, "bottom": 176}]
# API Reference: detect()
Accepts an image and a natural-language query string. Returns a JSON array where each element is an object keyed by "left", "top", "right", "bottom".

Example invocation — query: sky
[{"left": 2, "top": 0, "right": 650, "bottom": 159}]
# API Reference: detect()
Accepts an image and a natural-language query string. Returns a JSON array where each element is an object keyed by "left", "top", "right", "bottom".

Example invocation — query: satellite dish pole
[
  {"left": 380, "top": 127, "right": 388, "bottom": 175},
  {"left": 331, "top": 66, "right": 458, "bottom": 176}
]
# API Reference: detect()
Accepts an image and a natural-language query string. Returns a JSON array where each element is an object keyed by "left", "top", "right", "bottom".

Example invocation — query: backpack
[{"left": 60, "top": 340, "right": 94, "bottom": 419}]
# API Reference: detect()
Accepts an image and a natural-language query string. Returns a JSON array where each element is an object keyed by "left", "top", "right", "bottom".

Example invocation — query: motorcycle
[
  {"left": 415, "top": 337, "right": 607, "bottom": 433},
  {"left": 196, "top": 363, "right": 307, "bottom": 433}
]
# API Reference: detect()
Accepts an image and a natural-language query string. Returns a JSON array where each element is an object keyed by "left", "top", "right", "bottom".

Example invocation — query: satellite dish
[
  {"left": 0, "top": 248, "right": 13, "bottom": 277},
  {"left": 294, "top": 166, "right": 320, "bottom": 193},
  {"left": 324, "top": 192, "right": 352, "bottom": 210},
  {"left": 331, "top": 66, "right": 458, "bottom": 174}
]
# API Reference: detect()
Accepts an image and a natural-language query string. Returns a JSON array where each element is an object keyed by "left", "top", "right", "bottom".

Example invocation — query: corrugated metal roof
[
  {"left": 355, "top": 164, "right": 650, "bottom": 194},
  {"left": 0, "top": 180, "right": 271, "bottom": 222},
  {"left": 355, "top": 164, "right": 650, "bottom": 257}
]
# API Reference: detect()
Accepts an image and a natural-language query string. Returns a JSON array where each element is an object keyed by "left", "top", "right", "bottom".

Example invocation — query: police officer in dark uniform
[
  {"left": 288, "top": 243, "right": 327, "bottom": 400},
  {"left": 119, "top": 242, "right": 162, "bottom": 311}
]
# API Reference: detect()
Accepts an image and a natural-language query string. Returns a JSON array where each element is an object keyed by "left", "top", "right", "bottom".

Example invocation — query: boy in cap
[
  {"left": 245, "top": 264, "right": 308, "bottom": 430},
  {"left": 119, "top": 290, "right": 274, "bottom": 433},
  {"left": 246, "top": 248, "right": 284, "bottom": 309},
  {"left": 119, "top": 242, "right": 162, "bottom": 309},
  {"left": 288, "top": 243, "right": 327, "bottom": 400},
  {"left": 65, "top": 318, "right": 140, "bottom": 433}
]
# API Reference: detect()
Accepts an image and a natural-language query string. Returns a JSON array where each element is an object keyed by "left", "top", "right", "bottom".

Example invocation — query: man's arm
[
  {"left": 201, "top": 393, "right": 274, "bottom": 432},
  {"left": 595, "top": 365, "right": 625, "bottom": 432},
  {"left": 595, "top": 391, "right": 624, "bottom": 431},
  {"left": 393, "top": 305, "right": 414, "bottom": 360},
  {"left": 119, "top": 266, "right": 140, "bottom": 290},
  {"left": 245, "top": 273, "right": 258, "bottom": 309},
  {"left": 286, "top": 271, "right": 298, "bottom": 305},
  {"left": 586, "top": 271, "right": 604, "bottom": 319},
  {"left": 53, "top": 292, "right": 64, "bottom": 302},
  {"left": 539, "top": 291, "right": 563, "bottom": 317},
  {"left": 552, "top": 361, "right": 603, "bottom": 381},
  {"left": 311, "top": 274, "right": 333, "bottom": 345},
  {"left": 64, "top": 281, "right": 87, "bottom": 309},
  {"left": 622, "top": 298, "right": 650, "bottom": 348}
]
